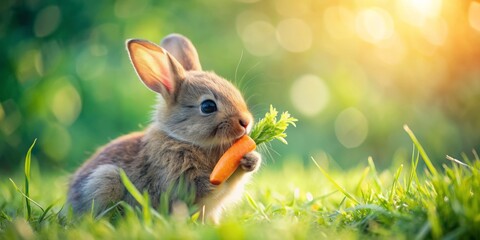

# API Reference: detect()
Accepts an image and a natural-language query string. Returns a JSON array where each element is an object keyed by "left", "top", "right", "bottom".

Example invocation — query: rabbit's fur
[{"left": 67, "top": 34, "right": 261, "bottom": 223}]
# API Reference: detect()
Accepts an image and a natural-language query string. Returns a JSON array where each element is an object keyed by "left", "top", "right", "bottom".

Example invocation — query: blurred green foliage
[{"left": 1, "top": 0, "right": 479, "bottom": 172}]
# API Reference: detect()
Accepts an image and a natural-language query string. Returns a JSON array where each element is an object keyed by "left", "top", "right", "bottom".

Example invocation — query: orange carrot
[
  {"left": 209, "top": 106, "right": 297, "bottom": 185},
  {"left": 209, "top": 135, "right": 256, "bottom": 185}
]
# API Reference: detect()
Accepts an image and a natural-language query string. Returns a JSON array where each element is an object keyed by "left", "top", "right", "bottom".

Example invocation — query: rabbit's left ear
[
  {"left": 161, "top": 34, "right": 202, "bottom": 71},
  {"left": 126, "top": 39, "right": 185, "bottom": 101}
]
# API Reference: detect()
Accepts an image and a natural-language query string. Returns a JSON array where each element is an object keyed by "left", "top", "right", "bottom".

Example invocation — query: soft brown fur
[{"left": 67, "top": 34, "right": 261, "bottom": 223}]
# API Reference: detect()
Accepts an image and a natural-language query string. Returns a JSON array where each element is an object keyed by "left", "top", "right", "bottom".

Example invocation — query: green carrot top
[{"left": 249, "top": 105, "right": 298, "bottom": 145}]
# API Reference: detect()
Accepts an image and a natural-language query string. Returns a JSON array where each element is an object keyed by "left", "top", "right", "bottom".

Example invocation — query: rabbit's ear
[
  {"left": 160, "top": 34, "right": 202, "bottom": 71},
  {"left": 127, "top": 39, "right": 185, "bottom": 100}
]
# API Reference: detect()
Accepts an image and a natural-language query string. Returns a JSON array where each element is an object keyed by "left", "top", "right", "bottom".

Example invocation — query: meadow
[
  {"left": 2, "top": 0, "right": 480, "bottom": 239},
  {"left": 1, "top": 126, "right": 479, "bottom": 239}
]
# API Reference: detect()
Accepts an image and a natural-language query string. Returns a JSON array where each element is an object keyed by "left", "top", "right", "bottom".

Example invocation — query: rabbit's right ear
[
  {"left": 126, "top": 39, "right": 185, "bottom": 101},
  {"left": 161, "top": 34, "right": 202, "bottom": 71}
]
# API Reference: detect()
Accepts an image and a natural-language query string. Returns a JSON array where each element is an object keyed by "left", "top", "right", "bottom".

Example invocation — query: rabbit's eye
[{"left": 200, "top": 100, "right": 217, "bottom": 114}]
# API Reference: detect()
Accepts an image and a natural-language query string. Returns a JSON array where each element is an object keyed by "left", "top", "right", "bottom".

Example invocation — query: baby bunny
[{"left": 67, "top": 34, "right": 261, "bottom": 223}]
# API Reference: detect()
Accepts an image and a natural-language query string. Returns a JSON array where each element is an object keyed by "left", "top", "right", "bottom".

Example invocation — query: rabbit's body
[{"left": 67, "top": 34, "right": 261, "bottom": 223}]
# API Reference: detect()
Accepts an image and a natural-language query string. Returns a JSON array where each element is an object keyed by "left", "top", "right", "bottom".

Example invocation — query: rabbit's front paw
[{"left": 240, "top": 151, "right": 261, "bottom": 172}]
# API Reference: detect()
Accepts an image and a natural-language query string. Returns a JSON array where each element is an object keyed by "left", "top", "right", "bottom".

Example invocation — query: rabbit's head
[{"left": 127, "top": 34, "right": 253, "bottom": 148}]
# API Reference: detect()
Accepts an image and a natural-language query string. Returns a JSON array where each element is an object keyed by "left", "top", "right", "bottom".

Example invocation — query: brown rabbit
[{"left": 67, "top": 34, "right": 261, "bottom": 223}]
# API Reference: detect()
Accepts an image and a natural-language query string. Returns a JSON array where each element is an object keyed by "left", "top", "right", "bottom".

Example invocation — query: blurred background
[{"left": 1, "top": 0, "right": 479, "bottom": 173}]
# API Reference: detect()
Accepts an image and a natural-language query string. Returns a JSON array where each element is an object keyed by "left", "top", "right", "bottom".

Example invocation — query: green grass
[{"left": 1, "top": 127, "right": 480, "bottom": 239}]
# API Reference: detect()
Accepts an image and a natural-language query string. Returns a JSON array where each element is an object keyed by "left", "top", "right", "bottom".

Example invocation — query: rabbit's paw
[{"left": 240, "top": 151, "right": 261, "bottom": 172}]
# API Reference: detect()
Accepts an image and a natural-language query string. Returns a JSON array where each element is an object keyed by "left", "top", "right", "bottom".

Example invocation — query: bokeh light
[
  {"left": 397, "top": 0, "right": 443, "bottom": 26},
  {"left": 275, "top": 0, "right": 311, "bottom": 17},
  {"left": 469, "top": 2, "right": 480, "bottom": 32},
  {"left": 236, "top": 10, "right": 270, "bottom": 36},
  {"left": 1, "top": 0, "right": 480, "bottom": 171},
  {"left": 276, "top": 18, "right": 313, "bottom": 52},
  {"left": 355, "top": 8, "right": 394, "bottom": 44},
  {"left": 290, "top": 75, "right": 329, "bottom": 117},
  {"left": 240, "top": 21, "right": 278, "bottom": 56},
  {"left": 420, "top": 18, "right": 448, "bottom": 46},
  {"left": 374, "top": 34, "right": 407, "bottom": 65},
  {"left": 406, "top": 0, "right": 442, "bottom": 18},
  {"left": 16, "top": 50, "right": 42, "bottom": 84},
  {"left": 41, "top": 123, "right": 71, "bottom": 162},
  {"left": 235, "top": 0, "right": 260, "bottom": 3},
  {"left": 75, "top": 46, "right": 107, "bottom": 81},
  {"left": 0, "top": 101, "right": 22, "bottom": 137},
  {"left": 335, "top": 108, "right": 368, "bottom": 149},
  {"left": 50, "top": 81, "right": 82, "bottom": 126},
  {"left": 114, "top": 0, "right": 148, "bottom": 19},
  {"left": 323, "top": 6, "right": 355, "bottom": 39},
  {"left": 33, "top": 5, "right": 61, "bottom": 38}
]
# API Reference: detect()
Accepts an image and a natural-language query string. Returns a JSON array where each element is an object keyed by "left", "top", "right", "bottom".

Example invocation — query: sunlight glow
[
  {"left": 397, "top": 0, "right": 443, "bottom": 26},
  {"left": 374, "top": 34, "right": 407, "bottom": 65},
  {"left": 323, "top": 6, "right": 355, "bottom": 39},
  {"left": 355, "top": 8, "right": 394, "bottom": 44},
  {"left": 469, "top": 2, "right": 480, "bottom": 32},
  {"left": 421, "top": 18, "right": 448, "bottom": 46},
  {"left": 406, "top": 0, "right": 442, "bottom": 18},
  {"left": 290, "top": 75, "right": 329, "bottom": 116}
]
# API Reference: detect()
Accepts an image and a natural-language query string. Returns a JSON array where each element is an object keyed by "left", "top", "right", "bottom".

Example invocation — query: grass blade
[
  {"left": 311, "top": 157, "right": 360, "bottom": 205},
  {"left": 427, "top": 204, "right": 442, "bottom": 238},
  {"left": 95, "top": 202, "right": 122, "bottom": 220},
  {"left": 245, "top": 192, "right": 270, "bottom": 221},
  {"left": 403, "top": 125, "right": 438, "bottom": 176},
  {"left": 354, "top": 167, "right": 370, "bottom": 194},
  {"left": 142, "top": 191, "right": 152, "bottom": 227},
  {"left": 1, "top": 210, "right": 12, "bottom": 221},
  {"left": 119, "top": 169, "right": 144, "bottom": 206},
  {"left": 389, "top": 164, "right": 403, "bottom": 202},
  {"left": 90, "top": 199, "right": 95, "bottom": 218},
  {"left": 472, "top": 149, "right": 479, "bottom": 161},
  {"left": 9, "top": 178, "right": 44, "bottom": 212},
  {"left": 446, "top": 155, "right": 472, "bottom": 169},
  {"left": 407, "top": 144, "right": 420, "bottom": 193},
  {"left": 38, "top": 203, "right": 55, "bottom": 223},
  {"left": 24, "top": 139, "right": 36, "bottom": 221},
  {"left": 368, "top": 157, "right": 383, "bottom": 191},
  {"left": 245, "top": 192, "right": 259, "bottom": 210},
  {"left": 414, "top": 222, "right": 431, "bottom": 240},
  {"left": 119, "top": 169, "right": 152, "bottom": 226}
]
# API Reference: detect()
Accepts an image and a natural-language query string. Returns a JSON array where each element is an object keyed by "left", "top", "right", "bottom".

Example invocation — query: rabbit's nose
[{"left": 239, "top": 117, "right": 250, "bottom": 129}]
